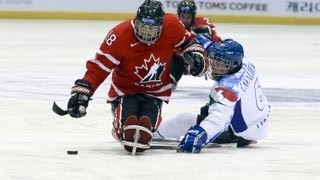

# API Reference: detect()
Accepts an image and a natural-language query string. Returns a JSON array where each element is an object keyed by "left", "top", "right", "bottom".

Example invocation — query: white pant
[
  {"left": 156, "top": 112, "right": 269, "bottom": 142},
  {"left": 155, "top": 113, "right": 197, "bottom": 140}
]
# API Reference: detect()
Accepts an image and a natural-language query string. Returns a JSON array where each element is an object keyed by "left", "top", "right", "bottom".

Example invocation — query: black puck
[{"left": 67, "top": 150, "right": 78, "bottom": 155}]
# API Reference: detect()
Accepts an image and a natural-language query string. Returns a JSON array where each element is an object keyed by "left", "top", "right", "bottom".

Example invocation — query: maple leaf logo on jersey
[{"left": 135, "top": 54, "right": 166, "bottom": 83}]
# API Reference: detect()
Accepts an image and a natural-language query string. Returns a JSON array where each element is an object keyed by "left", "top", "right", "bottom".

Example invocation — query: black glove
[
  {"left": 196, "top": 104, "right": 209, "bottom": 124},
  {"left": 192, "top": 25, "right": 213, "bottom": 40},
  {"left": 67, "top": 79, "right": 93, "bottom": 118},
  {"left": 182, "top": 42, "right": 207, "bottom": 77},
  {"left": 184, "top": 51, "right": 206, "bottom": 76}
]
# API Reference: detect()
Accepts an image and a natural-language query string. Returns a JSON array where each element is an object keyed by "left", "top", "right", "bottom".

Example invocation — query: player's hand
[
  {"left": 182, "top": 42, "right": 208, "bottom": 77},
  {"left": 192, "top": 25, "right": 212, "bottom": 40},
  {"left": 67, "top": 79, "right": 93, "bottom": 118},
  {"left": 184, "top": 51, "right": 208, "bottom": 76},
  {"left": 177, "top": 125, "right": 207, "bottom": 153}
]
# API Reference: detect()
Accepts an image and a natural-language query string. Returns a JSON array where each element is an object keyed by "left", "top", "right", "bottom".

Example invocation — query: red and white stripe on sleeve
[{"left": 83, "top": 42, "right": 121, "bottom": 91}]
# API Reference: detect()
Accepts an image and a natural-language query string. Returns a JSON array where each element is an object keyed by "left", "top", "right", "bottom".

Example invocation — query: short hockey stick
[
  {"left": 150, "top": 142, "right": 220, "bottom": 150},
  {"left": 151, "top": 137, "right": 221, "bottom": 150},
  {"left": 112, "top": 129, "right": 220, "bottom": 151},
  {"left": 52, "top": 101, "right": 70, "bottom": 116}
]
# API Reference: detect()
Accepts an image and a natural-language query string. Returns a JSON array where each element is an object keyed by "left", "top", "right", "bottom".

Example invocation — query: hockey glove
[
  {"left": 196, "top": 104, "right": 209, "bottom": 124},
  {"left": 67, "top": 79, "right": 93, "bottom": 118},
  {"left": 182, "top": 42, "right": 208, "bottom": 77},
  {"left": 177, "top": 125, "right": 207, "bottom": 153},
  {"left": 192, "top": 25, "right": 212, "bottom": 40}
]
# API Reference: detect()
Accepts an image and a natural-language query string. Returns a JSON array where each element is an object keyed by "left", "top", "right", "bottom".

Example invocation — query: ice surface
[{"left": 0, "top": 20, "right": 320, "bottom": 180}]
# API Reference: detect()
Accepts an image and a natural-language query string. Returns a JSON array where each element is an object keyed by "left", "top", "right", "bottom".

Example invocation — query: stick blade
[{"left": 52, "top": 101, "right": 69, "bottom": 116}]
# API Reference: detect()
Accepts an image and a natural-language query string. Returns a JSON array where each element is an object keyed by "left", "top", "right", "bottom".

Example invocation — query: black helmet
[
  {"left": 134, "top": 0, "right": 165, "bottom": 44},
  {"left": 207, "top": 39, "right": 244, "bottom": 80},
  {"left": 177, "top": 0, "right": 197, "bottom": 15}
]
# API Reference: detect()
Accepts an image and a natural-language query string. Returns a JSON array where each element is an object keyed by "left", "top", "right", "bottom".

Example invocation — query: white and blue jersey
[
  {"left": 201, "top": 57, "right": 271, "bottom": 143},
  {"left": 155, "top": 36, "right": 270, "bottom": 142}
]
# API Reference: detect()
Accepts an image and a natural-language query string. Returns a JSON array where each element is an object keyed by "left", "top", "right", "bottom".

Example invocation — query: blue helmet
[{"left": 207, "top": 39, "right": 244, "bottom": 80}]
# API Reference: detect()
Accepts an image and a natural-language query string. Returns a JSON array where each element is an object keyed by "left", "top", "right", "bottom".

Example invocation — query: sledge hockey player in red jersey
[
  {"left": 156, "top": 36, "right": 271, "bottom": 153},
  {"left": 170, "top": 0, "right": 222, "bottom": 89},
  {"left": 65, "top": 0, "right": 208, "bottom": 155},
  {"left": 178, "top": 0, "right": 221, "bottom": 42}
]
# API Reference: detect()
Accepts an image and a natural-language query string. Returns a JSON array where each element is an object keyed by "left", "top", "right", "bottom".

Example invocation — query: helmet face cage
[
  {"left": 179, "top": 6, "right": 194, "bottom": 14},
  {"left": 177, "top": 0, "right": 196, "bottom": 28},
  {"left": 134, "top": 0, "right": 164, "bottom": 44},
  {"left": 207, "top": 56, "right": 231, "bottom": 81},
  {"left": 206, "top": 39, "right": 244, "bottom": 80},
  {"left": 134, "top": 19, "right": 162, "bottom": 44}
]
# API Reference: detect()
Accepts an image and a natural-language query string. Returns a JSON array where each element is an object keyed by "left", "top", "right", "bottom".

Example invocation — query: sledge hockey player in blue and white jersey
[{"left": 156, "top": 36, "right": 271, "bottom": 153}]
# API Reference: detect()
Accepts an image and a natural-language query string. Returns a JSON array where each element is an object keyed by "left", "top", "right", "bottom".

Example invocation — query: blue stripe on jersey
[{"left": 231, "top": 100, "right": 248, "bottom": 133}]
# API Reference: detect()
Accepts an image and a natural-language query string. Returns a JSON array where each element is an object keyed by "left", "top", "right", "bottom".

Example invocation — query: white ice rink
[{"left": 0, "top": 20, "right": 320, "bottom": 180}]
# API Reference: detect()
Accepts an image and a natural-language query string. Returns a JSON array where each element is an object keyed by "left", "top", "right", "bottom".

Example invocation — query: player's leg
[
  {"left": 212, "top": 120, "right": 268, "bottom": 148},
  {"left": 111, "top": 94, "right": 139, "bottom": 140},
  {"left": 155, "top": 112, "right": 197, "bottom": 139},
  {"left": 112, "top": 94, "right": 157, "bottom": 153},
  {"left": 169, "top": 53, "right": 185, "bottom": 90},
  {"left": 138, "top": 94, "right": 163, "bottom": 132},
  {"left": 116, "top": 94, "right": 161, "bottom": 152}
]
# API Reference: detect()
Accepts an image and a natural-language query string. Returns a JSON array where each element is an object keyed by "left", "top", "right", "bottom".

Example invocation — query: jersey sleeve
[
  {"left": 82, "top": 30, "right": 122, "bottom": 91},
  {"left": 196, "top": 17, "right": 222, "bottom": 42},
  {"left": 199, "top": 83, "right": 239, "bottom": 143},
  {"left": 168, "top": 14, "right": 194, "bottom": 49}
]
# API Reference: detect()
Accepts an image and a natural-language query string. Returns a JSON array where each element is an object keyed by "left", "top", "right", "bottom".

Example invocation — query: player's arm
[
  {"left": 67, "top": 30, "right": 121, "bottom": 118},
  {"left": 192, "top": 25, "right": 213, "bottom": 40},
  {"left": 178, "top": 85, "right": 238, "bottom": 153},
  {"left": 83, "top": 31, "right": 121, "bottom": 91},
  {"left": 200, "top": 17, "right": 222, "bottom": 42},
  {"left": 173, "top": 22, "right": 209, "bottom": 77},
  {"left": 181, "top": 40, "right": 209, "bottom": 77},
  {"left": 199, "top": 86, "right": 238, "bottom": 143}
]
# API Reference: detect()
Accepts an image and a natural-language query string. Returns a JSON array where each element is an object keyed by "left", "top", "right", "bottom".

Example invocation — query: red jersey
[
  {"left": 82, "top": 14, "right": 193, "bottom": 102},
  {"left": 188, "top": 17, "right": 222, "bottom": 42}
]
